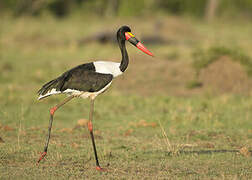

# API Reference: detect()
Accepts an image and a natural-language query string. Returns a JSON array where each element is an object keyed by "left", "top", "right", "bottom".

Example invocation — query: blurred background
[
  {"left": 0, "top": 0, "right": 252, "bottom": 98},
  {"left": 1, "top": 0, "right": 252, "bottom": 19}
]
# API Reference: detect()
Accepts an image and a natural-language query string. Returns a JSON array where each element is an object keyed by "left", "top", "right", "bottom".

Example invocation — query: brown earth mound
[{"left": 199, "top": 56, "right": 252, "bottom": 94}]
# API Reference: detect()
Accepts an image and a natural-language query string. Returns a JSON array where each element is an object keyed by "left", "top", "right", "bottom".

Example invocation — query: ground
[{"left": 0, "top": 16, "right": 252, "bottom": 179}]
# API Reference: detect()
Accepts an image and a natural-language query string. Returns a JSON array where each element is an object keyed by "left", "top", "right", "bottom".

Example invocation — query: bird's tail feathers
[{"left": 38, "top": 78, "right": 62, "bottom": 100}]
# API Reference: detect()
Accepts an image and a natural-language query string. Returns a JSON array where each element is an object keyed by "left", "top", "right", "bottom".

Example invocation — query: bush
[{"left": 1, "top": 0, "right": 252, "bottom": 18}]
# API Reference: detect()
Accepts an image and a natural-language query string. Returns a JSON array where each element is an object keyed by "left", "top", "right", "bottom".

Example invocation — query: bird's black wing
[
  {"left": 61, "top": 69, "right": 113, "bottom": 92},
  {"left": 38, "top": 63, "right": 113, "bottom": 97}
]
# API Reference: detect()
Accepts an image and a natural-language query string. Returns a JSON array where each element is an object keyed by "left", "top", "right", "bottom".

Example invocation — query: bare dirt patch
[
  {"left": 113, "top": 56, "right": 252, "bottom": 96},
  {"left": 114, "top": 56, "right": 196, "bottom": 96}
]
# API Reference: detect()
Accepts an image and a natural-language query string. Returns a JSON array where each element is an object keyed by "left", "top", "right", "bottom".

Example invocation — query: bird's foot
[
  {"left": 37, "top": 152, "right": 47, "bottom": 163},
  {"left": 96, "top": 166, "right": 106, "bottom": 171}
]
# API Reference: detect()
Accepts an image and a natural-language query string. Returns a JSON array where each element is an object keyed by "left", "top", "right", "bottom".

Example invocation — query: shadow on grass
[{"left": 165, "top": 149, "right": 252, "bottom": 156}]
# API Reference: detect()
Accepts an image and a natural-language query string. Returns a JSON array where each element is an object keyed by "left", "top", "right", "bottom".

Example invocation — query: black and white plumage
[
  {"left": 37, "top": 25, "right": 153, "bottom": 171},
  {"left": 38, "top": 62, "right": 116, "bottom": 100}
]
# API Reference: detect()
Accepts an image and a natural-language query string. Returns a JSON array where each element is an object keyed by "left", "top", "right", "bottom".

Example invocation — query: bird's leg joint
[
  {"left": 88, "top": 121, "right": 93, "bottom": 132},
  {"left": 50, "top": 106, "right": 57, "bottom": 115}
]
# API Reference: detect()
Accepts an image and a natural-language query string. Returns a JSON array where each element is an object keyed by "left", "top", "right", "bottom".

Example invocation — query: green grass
[
  {"left": 1, "top": 95, "right": 252, "bottom": 179},
  {"left": 0, "top": 16, "right": 252, "bottom": 179}
]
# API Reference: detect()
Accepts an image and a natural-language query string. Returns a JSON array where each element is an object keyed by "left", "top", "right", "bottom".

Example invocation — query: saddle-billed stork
[{"left": 37, "top": 25, "right": 153, "bottom": 171}]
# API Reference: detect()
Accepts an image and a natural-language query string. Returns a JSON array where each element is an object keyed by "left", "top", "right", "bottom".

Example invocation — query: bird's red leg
[
  {"left": 37, "top": 95, "right": 75, "bottom": 163},
  {"left": 88, "top": 99, "right": 105, "bottom": 171}
]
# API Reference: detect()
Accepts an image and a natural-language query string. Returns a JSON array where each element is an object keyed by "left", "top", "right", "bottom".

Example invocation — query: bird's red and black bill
[{"left": 125, "top": 32, "right": 154, "bottom": 56}]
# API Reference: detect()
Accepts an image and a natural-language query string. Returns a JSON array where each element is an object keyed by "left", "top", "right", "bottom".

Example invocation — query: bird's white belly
[{"left": 64, "top": 81, "right": 112, "bottom": 100}]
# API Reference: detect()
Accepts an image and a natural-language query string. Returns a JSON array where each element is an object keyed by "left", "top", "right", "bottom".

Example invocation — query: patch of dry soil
[{"left": 113, "top": 56, "right": 252, "bottom": 96}]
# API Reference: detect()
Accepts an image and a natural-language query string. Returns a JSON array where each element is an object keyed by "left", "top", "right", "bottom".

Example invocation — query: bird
[{"left": 37, "top": 25, "right": 154, "bottom": 171}]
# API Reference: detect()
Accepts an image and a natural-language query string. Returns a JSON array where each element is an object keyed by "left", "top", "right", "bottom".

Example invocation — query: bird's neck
[{"left": 118, "top": 39, "right": 129, "bottom": 72}]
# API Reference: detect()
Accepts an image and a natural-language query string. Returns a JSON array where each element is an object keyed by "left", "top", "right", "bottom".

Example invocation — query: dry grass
[{"left": 0, "top": 15, "right": 252, "bottom": 179}]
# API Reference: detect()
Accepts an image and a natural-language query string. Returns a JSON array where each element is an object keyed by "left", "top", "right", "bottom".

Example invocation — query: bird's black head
[
  {"left": 117, "top": 25, "right": 154, "bottom": 56},
  {"left": 117, "top": 26, "right": 131, "bottom": 41}
]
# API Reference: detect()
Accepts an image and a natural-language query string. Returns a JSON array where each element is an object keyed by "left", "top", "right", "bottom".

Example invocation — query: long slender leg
[
  {"left": 87, "top": 99, "right": 103, "bottom": 171},
  {"left": 37, "top": 95, "right": 75, "bottom": 163}
]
